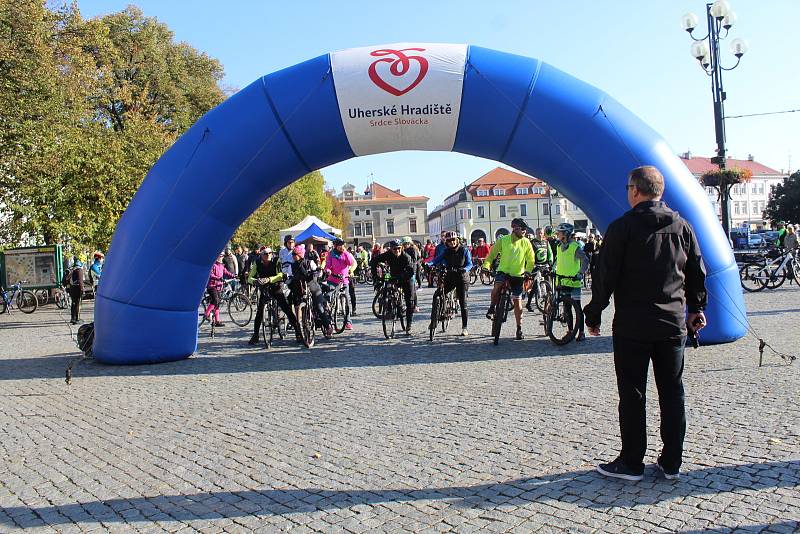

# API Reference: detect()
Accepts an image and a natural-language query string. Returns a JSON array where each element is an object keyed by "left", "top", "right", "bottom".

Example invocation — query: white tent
[{"left": 280, "top": 215, "right": 342, "bottom": 243}]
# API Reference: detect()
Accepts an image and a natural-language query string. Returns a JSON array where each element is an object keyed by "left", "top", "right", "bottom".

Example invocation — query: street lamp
[{"left": 682, "top": 1, "right": 748, "bottom": 241}]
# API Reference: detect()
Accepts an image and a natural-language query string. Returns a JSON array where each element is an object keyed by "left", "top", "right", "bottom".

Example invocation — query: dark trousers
[
  {"left": 67, "top": 286, "right": 82, "bottom": 321},
  {"left": 253, "top": 287, "right": 297, "bottom": 335},
  {"left": 348, "top": 281, "right": 356, "bottom": 311},
  {"left": 613, "top": 335, "right": 687, "bottom": 473},
  {"left": 443, "top": 273, "right": 468, "bottom": 328}
]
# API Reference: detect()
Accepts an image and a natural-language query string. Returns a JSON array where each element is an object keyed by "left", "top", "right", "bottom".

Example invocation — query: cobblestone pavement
[{"left": 1, "top": 282, "right": 798, "bottom": 533}]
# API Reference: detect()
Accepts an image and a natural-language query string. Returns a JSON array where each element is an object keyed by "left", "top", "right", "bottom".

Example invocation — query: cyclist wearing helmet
[
  {"left": 89, "top": 251, "right": 104, "bottom": 287},
  {"left": 525, "top": 227, "right": 554, "bottom": 312},
  {"left": 248, "top": 248, "right": 302, "bottom": 344},
  {"left": 370, "top": 239, "right": 416, "bottom": 333},
  {"left": 205, "top": 252, "right": 237, "bottom": 327},
  {"left": 544, "top": 225, "right": 559, "bottom": 260},
  {"left": 400, "top": 236, "right": 422, "bottom": 293},
  {"left": 554, "top": 222, "right": 590, "bottom": 341},
  {"left": 289, "top": 245, "right": 333, "bottom": 337},
  {"left": 484, "top": 218, "right": 535, "bottom": 340},
  {"left": 325, "top": 238, "right": 356, "bottom": 329},
  {"left": 428, "top": 231, "right": 472, "bottom": 335}
]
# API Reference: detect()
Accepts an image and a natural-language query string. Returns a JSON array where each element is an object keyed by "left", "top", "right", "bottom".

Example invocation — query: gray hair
[{"left": 628, "top": 165, "right": 665, "bottom": 198}]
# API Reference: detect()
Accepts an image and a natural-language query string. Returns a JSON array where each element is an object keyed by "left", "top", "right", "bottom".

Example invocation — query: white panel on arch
[{"left": 331, "top": 43, "right": 467, "bottom": 156}]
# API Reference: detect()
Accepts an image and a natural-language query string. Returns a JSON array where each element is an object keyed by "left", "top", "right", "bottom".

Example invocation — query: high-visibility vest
[{"left": 556, "top": 241, "right": 582, "bottom": 288}]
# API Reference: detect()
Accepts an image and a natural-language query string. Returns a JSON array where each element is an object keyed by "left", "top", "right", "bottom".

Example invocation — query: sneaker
[
  {"left": 461, "top": 328, "right": 469, "bottom": 336},
  {"left": 516, "top": 326, "right": 524, "bottom": 340},
  {"left": 406, "top": 325, "right": 413, "bottom": 335},
  {"left": 596, "top": 457, "right": 644, "bottom": 481},
  {"left": 525, "top": 304, "right": 534, "bottom": 312},
  {"left": 655, "top": 458, "right": 680, "bottom": 480},
  {"left": 213, "top": 321, "right": 225, "bottom": 327},
  {"left": 344, "top": 321, "right": 353, "bottom": 330},
  {"left": 248, "top": 334, "right": 259, "bottom": 345}
]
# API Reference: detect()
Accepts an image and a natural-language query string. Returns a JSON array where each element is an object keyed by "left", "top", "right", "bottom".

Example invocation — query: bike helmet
[
  {"left": 555, "top": 222, "right": 574, "bottom": 237},
  {"left": 387, "top": 240, "right": 402, "bottom": 249},
  {"left": 511, "top": 217, "right": 527, "bottom": 229},
  {"left": 284, "top": 234, "right": 295, "bottom": 244},
  {"left": 443, "top": 231, "right": 459, "bottom": 241},
  {"left": 93, "top": 251, "right": 105, "bottom": 259},
  {"left": 292, "top": 244, "right": 305, "bottom": 258},
  {"left": 332, "top": 238, "right": 345, "bottom": 247},
  {"left": 260, "top": 247, "right": 273, "bottom": 255},
  {"left": 544, "top": 225, "right": 554, "bottom": 236},
  {"left": 401, "top": 236, "right": 413, "bottom": 244}
]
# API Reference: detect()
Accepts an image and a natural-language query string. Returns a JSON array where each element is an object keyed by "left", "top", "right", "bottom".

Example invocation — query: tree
[
  {"left": 0, "top": 2, "right": 225, "bottom": 252},
  {"left": 765, "top": 171, "right": 800, "bottom": 225}
]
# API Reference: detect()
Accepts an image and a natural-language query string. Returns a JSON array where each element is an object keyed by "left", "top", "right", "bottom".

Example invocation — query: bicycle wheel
[
  {"left": 429, "top": 291, "right": 442, "bottom": 341},
  {"left": 333, "top": 292, "right": 349, "bottom": 334},
  {"left": 382, "top": 299, "right": 395, "bottom": 339},
  {"left": 17, "top": 290, "right": 38, "bottom": 314},
  {"left": 765, "top": 266, "right": 786, "bottom": 289},
  {"left": 441, "top": 295, "right": 452, "bottom": 333},
  {"left": 227, "top": 292, "right": 252, "bottom": 326},
  {"left": 492, "top": 291, "right": 508, "bottom": 345},
  {"left": 739, "top": 263, "right": 766, "bottom": 292},
  {"left": 469, "top": 269, "right": 478, "bottom": 285},
  {"left": 535, "top": 279, "right": 552, "bottom": 313},
  {"left": 480, "top": 270, "right": 495, "bottom": 286},
  {"left": 546, "top": 296, "right": 579, "bottom": 345},
  {"left": 262, "top": 314, "right": 272, "bottom": 350},
  {"left": 274, "top": 304, "right": 286, "bottom": 339},
  {"left": 372, "top": 291, "right": 383, "bottom": 319},
  {"left": 301, "top": 304, "right": 315, "bottom": 348},
  {"left": 33, "top": 289, "right": 49, "bottom": 306},
  {"left": 55, "top": 289, "right": 70, "bottom": 309}
]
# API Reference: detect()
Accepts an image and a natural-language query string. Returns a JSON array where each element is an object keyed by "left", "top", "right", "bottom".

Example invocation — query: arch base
[{"left": 93, "top": 295, "right": 195, "bottom": 365}]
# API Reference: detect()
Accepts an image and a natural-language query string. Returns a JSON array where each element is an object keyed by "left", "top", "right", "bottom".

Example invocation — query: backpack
[
  {"left": 70, "top": 268, "right": 82, "bottom": 286},
  {"left": 62, "top": 268, "right": 73, "bottom": 287},
  {"left": 76, "top": 322, "right": 94, "bottom": 357}
]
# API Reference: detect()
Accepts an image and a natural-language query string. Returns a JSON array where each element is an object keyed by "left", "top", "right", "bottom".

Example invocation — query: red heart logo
[{"left": 368, "top": 48, "right": 429, "bottom": 97}]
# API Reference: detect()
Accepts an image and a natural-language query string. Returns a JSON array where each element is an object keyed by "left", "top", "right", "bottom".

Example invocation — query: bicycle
[
  {"left": 748, "top": 249, "right": 800, "bottom": 290},
  {"left": 467, "top": 263, "right": 482, "bottom": 285},
  {"left": 739, "top": 245, "right": 772, "bottom": 292},
  {"left": 527, "top": 266, "right": 553, "bottom": 313},
  {"left": 259, "top": 289, "right": 286, "bottom": 350},
  {"left": 1, "top": 281, "right": 38, "bottom": 315},
  {"left": 489, "top": 271, "right": 529, "bottom": 346},
  {"left": 543, "top": 274, "right": 583, "bottom": 345},
  {"left": 295, "top": 280, "right": 333, "bottom": 348},
  {"left": 429, "top": 266, "right": 461, "bottom": 342},
  {"left": 371, "top": 263, "right": 391, "bottom": 319},
  {"left": 325, "top": 274, "right": 351, "bottom": 334},
  {"left": 221, "top": 279, "right": 253, "bottom": 326},
  {"left": 380, "top": 278, "right": 407, "bottom": 339},
  {"left": 54, "top": 285, "right": 71, "bottom": 309},
  {"left": 480, "top": 267, "right": 496, "bottom": 286}
]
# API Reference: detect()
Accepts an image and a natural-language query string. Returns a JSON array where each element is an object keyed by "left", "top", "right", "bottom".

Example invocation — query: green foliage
[
  {"left": 700, "top": 167, "right": 753, "bottom": 187},
  {"left": 233, "top": 171, "right": 347, "bottom": 248},
  {"left": 0, "top": 1, "right": 224, "bottom": 252},
  {"left": 765, "top": 171, "right": 800, "bottom": 225}
]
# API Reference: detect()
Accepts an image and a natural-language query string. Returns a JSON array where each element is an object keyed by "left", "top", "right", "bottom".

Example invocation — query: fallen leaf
[
  {"left": 768, "top": 438, "right": 782, "bottom": 444},
  {"left": 311, "top": 452, "right": 322, "bottom": 459}
]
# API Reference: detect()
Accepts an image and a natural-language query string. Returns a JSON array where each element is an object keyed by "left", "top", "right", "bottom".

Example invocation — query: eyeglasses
[
  {"left": 446, "top": 238, "right": 457, "bottom": 243},
  {"left": 625, "top": 184, "right": 635, "bottom": 191}
]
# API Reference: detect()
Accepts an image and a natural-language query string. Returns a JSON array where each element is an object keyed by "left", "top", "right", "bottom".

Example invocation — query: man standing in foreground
[{"left": 584, "top": 165, "right": 707, "bottom": 481}]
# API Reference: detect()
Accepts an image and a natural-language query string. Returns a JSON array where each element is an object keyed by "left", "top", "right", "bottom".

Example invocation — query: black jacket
[
  {"left": 584, "top": 201, "right": 707, "bottom": 340},
  {"left": 370, "top": 250, "right": 415, "bottom": 281}
]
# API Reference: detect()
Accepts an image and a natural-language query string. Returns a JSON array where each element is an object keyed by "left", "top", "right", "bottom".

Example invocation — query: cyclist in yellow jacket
[
  {"left": 483, "top": 218, "right": 535, "bottom": 340},
  {"left": 554, "top": 222, "right": 590, "bottom": 341}
]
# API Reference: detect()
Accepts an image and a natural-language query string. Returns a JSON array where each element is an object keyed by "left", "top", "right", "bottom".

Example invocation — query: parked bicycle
[
  {"left": 740, "top": 248, "right": 799, "bottom": 292},
  {"left": 543, "top": 274, "right": 583, "bottom": 345},
  {"left": 1, "top": 281, "right": 38, "bottom": 315}
]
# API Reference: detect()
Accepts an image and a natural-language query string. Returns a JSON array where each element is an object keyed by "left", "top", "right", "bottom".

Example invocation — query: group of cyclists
[{"left": 204, "top": 218, "right": 601, "bottom": 347}]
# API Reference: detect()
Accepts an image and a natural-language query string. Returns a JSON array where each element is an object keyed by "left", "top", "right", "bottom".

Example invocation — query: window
[
  {"left": 365, "top": 222, "right": 373, "bottom": 235},
  {"left": 365, "top": 209, "right": 371, "bottom": 215},
  {"left": 353, "top": 223, "right": 363, "bottom": 237},
  {"left": 386, "top": 220, "right": 394, "bottom": 234},
  {"left": 387, "top": 208, "right": 392, "bottom": 215},
  {"left": 476, "top": 189, "right": 489, "bottom": 197},
  {"left": 554, "top": 204, "right": 561, "bottom": 215},
  {"left": 734, "top": 202, "right": 741, "bottom": 215},
  {"left": 759, "top": 200, "right": 765, "bottom": 213},
  {"left": 752, "top": 183, "right": 757, "bottom": 194},
  {"left": 520, "top": 204, "right": 528, "bottom": 216},
  {"left": 459, "top": 208, "right": 472, "bottom": 220},
  {"left": 752, "top": 201, "right": 758, "bottom": 214},
  {"left": 543, "top": 203, "right": 550, "bottom": 216},
  {"left": 477, "top": 205, "right": 485, "bottom": 218},
  {"left": 493, "top": 188, "right": 506, "bottom": 196},
  {"left": 516, "top": 187, "right": 529, "bottom": 195},
  {"left": 409, "top": 219, "right": 417, "bottom": 233},
  {"left": 410, "top": 207, "right": 415, "bottom": 214},
  {"left": 354, "top": 209, "right": 360, "bottom": 216},
  {"left": 758, "top": 183, "right": 764, "bottom": 195},
  {"left": 499, "top": 204, "right": 507, "bottom": 218}
]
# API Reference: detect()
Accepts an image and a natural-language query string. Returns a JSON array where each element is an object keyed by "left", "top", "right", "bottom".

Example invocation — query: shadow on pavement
[
  {"left": 0, "top": 321, "right": 611, "bottom": 381},
  {"left": 1, "top": 460, "right": 797, "bottom": 528}
]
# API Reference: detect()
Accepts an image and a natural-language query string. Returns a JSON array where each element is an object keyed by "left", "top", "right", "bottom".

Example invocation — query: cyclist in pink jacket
[
  {"left": 205, "top": 252, "right": 236, "bottom": 326},
  {"left": 324, "top": 238, "right": 356, "bottom": 330}
]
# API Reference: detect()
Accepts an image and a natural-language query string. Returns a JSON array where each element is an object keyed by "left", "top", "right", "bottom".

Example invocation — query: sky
[{"left": 77, "top": 0, "right": 799, "bottom": 210}]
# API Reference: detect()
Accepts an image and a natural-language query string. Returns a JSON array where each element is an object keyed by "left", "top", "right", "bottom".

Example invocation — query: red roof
[
  {"left": 345, "top": 181, "right": 428, "bottom": 204},
  {"left": 680, "top": 156, "right": 784, "bottom": 176},
  {"left": 467, "top": 167, "right": 548, "bottom": 200}
]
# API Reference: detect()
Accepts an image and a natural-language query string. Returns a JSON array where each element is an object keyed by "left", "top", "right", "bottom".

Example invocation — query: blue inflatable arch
[{"left": 94, "top": 44, "right": 746, "bottom": 364}]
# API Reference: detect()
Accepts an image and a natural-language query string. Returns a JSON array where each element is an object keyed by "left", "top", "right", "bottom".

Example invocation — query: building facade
[
  {"left": 338, "top": 182, "right": 429, "bottom": 245},
  {"left": 680, "top": 152, "right": 788, "bottom": 229},
  {"left": 427, "top": 167, "right": 595, "bottom": 244}
]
